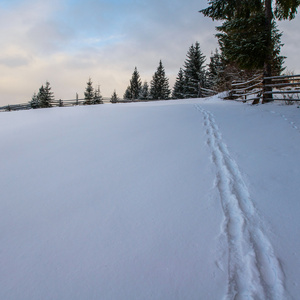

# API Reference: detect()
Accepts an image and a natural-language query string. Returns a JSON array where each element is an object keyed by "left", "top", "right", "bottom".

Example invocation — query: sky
[{"left": 0, "top": 0, "right": 299, "bottom": 105}]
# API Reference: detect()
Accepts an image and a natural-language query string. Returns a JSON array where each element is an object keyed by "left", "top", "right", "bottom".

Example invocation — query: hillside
[{"left": 1, "top": 97, "right": 300, "bottom": 299}]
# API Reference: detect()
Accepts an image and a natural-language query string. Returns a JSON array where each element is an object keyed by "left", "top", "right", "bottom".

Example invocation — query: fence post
[{"left": 262, "top": 75, "right": 273, "bottom": 103}]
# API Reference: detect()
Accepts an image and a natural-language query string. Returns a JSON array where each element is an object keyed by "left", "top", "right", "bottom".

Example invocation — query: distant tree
[
  {"left": 206, "top": 49, "right": 226, "bottom": 91},
  {"left": 29, "top": 92, "right": 40, "bottom": 109},
  {"left": 172, "top": 68, "right": 185, "bottom": 99},
  {"left": 150, "top": 60, "right": 170, "bottom": 100},
  {"left": 93, "top": 85, "right": 103, "bottom": 104},
  {"left": 84, "top": 77, "right": 94, "bottom": 105},
  {"left": 34, "top": 81, "right": 54, "bottom": 108},
  {"left": 111, "top": 90, "right": 119, "bottom": 103},
  {"left": 183, "top": 42, "right": 207, "bottom": 98},
  {"left": 123, "top": 85, "right": 132, "bottom": 100},
  {"left": 139, "top": 81, "right": 150, "bottom": 100},
  {"left": 129, "top": 67, "right": 142, "bottom": 100}
]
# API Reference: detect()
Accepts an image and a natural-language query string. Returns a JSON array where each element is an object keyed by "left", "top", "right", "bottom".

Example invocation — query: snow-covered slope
[{"left": 0, "top": 97, "right": 299, "bottom": 299}]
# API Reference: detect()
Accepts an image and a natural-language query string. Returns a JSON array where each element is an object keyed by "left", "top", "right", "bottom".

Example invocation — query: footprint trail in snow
[{"left": 195, "top": 104, "right": 287, "bottom": 300}]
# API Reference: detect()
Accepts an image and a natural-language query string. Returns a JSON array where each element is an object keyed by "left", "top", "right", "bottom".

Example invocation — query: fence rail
[
  {"left": 0, "top": 96, "right": 182, "bottom": 112},
  {"left": 227, "top": 73, "right": 300, "bottom": 104}
]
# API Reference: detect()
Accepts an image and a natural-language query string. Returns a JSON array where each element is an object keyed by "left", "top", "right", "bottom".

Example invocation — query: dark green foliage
[
  {"left": 29, "top": 81, "right": 54, "bottom": 109},
  {"left": 199, "top": 0, "right": 298, "bottom": 77},
  {"left": 216, "top": 13, "right": 285, "bottom": 72},
  {"left": 84, "top": 77, "right": 94, "bottom": 105},
  {"left": 93, "top": 85, "right": 103, "bottom": 104},
  {"left": 183, "top": 42, "right": 207, "bottom": 98},
  {"left": 139, "top": 81, "right": 150, "bottom": 100},
  {"left": 207, "top": 49, "right": 227, "bottom": 91},
  {"left": 42, "top": 81, "right": 54, "bottom": 108},
  {"left": 30, "top": 92, "right": 40, "bottom": 109},
  {"left": 130, "top": 67, "right": 142, "bottom": 100},
  {"left": 172, "top": 68, "right": 185, "bottom": 99},
  {"left": 111, "top": 90, "right": 119, "bottom": 103},
  {"left": 274, "top": 0, "right": 300, "bottom": 20},
  {"left": 150, "top": 60, "right": 170, "bottom": 100},
  {"left": 200, "top": 0, "right": 263, "bottom": 20},
  {"left": 123, "top": 86, "right": 132, "bottom": 100}
]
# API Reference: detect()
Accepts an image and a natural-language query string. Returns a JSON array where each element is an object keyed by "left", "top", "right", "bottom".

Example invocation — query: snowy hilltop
[{"left": 0, "top": 97, "right": 299, "bottom": 299}]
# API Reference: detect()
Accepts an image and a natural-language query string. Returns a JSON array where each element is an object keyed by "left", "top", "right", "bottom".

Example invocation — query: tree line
[
  {"left": 29, "top": 0, "right": 300, "bottom": 109},
  {"left": 29, "top": 41, "right": 229, "bottom": 109}
]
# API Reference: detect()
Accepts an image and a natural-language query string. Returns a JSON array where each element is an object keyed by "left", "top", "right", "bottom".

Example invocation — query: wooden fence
[
  {"left": 200, "top": 87, "right": 218, "bottom": 98},
  {"left": 228, "top": 73, "right": 300, "bottom": 104},
  {"left": 0, "top": 97, "right": 112, "bottom": 112}
]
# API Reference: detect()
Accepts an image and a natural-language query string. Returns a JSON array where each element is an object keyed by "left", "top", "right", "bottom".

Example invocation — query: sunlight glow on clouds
[{"left": 0, "top": 0, "right": 299, "bottom": 105}]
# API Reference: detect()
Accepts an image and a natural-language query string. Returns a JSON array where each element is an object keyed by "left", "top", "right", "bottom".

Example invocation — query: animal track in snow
[{"left": 195, "top": 104, "right": 287, "bottom": 300}]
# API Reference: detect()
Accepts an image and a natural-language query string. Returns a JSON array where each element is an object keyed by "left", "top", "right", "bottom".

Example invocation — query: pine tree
[
  {"left": 129, "top": 67, "right": 142, "bottom": 100},
  {"left": 172, "top": 68, "right": 185, "bottom": 99},
  {"left": 215, "top": 14, "right": 285, "bottom": 72},
  {"left": 139, "top": 81, "right": 150, "bottom": 100},
  {"left": 111, "top": 90, "right": 119, "bottom": 103},
  {"left": 29, "top": 92, "right": 40, "bottom": 109},
  {"left": 123, "top": 86, "right": 132, "bottom": 100},
  {"left": 183, "top": 42, "right": 207, "bottom": 98},
  {"left": 38, "top": 81, "right": 54, "bottom": 108},
  {"left": 94, "top": 85, "right": 103, "bottom": 104},
  {"left": 206, "top": 49, "right": 226, "bottom": 91},
  {"left": 84, "top": 77, "right": 94, "bottom": 105},
  {"left": 150, "top": 60, "right": 170, "bottom": 100}
]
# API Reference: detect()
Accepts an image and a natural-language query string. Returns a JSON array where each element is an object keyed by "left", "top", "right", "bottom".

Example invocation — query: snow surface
[{"left": 0, "top": 97, "right": 300, "bottom": 299}]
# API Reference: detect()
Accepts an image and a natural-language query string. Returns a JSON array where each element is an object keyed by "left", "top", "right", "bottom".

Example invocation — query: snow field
[{"left": 0, "top": 98, "right": 300, "bottom": 299}]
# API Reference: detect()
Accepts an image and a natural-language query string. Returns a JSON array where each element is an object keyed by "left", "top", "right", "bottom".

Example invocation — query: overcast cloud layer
[{"left": 0, "top": 0, "right": 299, "bottom": 105}]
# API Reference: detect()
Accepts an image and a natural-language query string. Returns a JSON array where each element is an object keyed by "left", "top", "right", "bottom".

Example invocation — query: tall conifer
[
  {"left": 150, "top": 60, "right": 170, "bottom": 100},
  {"left": 84, "top": 77, "right": 94, "bottom": 105},
  {"left": 183, "top": 42, "right": 207, "bottom": 98},
  {"left": 172, "top": 68, "right": 185, "bottom": 99},
  {"left": 129, "top": 67, "right": 142, "bottom": 100}
]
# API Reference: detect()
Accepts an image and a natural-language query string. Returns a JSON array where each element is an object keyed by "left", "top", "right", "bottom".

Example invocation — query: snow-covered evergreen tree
[
  {"left": 129, "top": 67, "right": 142, "bottom": 100},
  {"left": 29, "top": 81, "right": 54, "bottom": 109},
  {"left": 150, "top": 60, "right": 170, "bottom": 100},
  {"left": 172, "top": 68, "right": 185, "bottom": 99},
  {"left": 110, "top": 90, "right": 119, "bottom": 103},
  {"left": 84, "top": 77, "right": 94, "bottom": 105},
  {"left": 139, "top": 81, "right": 150, "bottom": 100},
  {"left": 37, "top": 81, "right": 54, "bottom": 108},
  {"left": 206, "top": 49, "right": 226, "bottom": 91},
  {"left": 29, "top": 92, "right": 40, "bottom": 109},
  {"left": 183, "top": 42, "right": 206, "bottom": 98},
  {"left": 123, "top": 86, "right": 132, "bottom": 100},
  {"left": 93, "top": 85, "right": 103, "bottom": 104}
]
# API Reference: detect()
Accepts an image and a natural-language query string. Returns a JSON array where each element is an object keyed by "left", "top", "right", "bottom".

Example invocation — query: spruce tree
[
  {"left": 129, "top": 67, "right": 142, "bottom": 100},
  {"left": 183, "top": 42, "right": 207, "bottom": 98},
  {"left": 29, "top": 92, "right": 40, "bottom": 109},
  {"left": 207, "top": 49, "right": 226, "bottom": 91},
  {"left": 38, "top": 81, "right": 54, "bottom": 108},
  {"left": 94, "top": 85, "right": 103, "bottom": 104},
  {"left": 111, "top": 90, "right": 119, "bottom": 103},
  {"left": 84, "top": 77, "right": 94, "bottom": 105},
  {"left": 172, "top": 68, "right": 185, "bottom": 99},
  {"left": 123, "top": 86, "right": 132, "bottom": 100},
  {"left": 139, "top": 81, "right": 150, "bottom": 100},
  {"left": 150, "top": 60, "right": 170, "bottom": 100}
]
